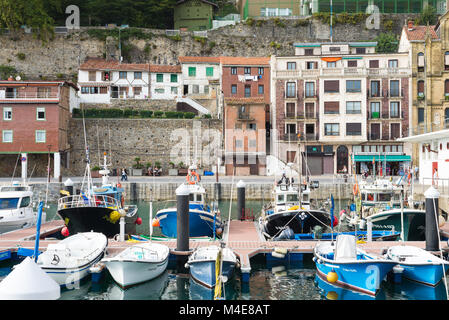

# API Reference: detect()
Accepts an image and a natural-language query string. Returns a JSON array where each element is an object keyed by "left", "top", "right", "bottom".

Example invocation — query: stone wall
[
  {"left": 80, "top": 99, "right": 178, "bottom": 111},
  {"left": 0, "top": 14, "right": 417, "bottom": 80},
  {"left": 66, "top": 118, "right": 222, "bottom": 175}
]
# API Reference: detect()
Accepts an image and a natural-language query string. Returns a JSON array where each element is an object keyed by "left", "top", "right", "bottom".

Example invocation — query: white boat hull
[{"left": 105, "top": 258, "right": 169, "bottom": 288}]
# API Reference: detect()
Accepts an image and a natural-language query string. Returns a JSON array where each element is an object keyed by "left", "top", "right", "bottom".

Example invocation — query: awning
[
  {"left": 321, "top": 57, "right": 342, "bottom": 62},
  {"left": 353, "top": 155, "right": 411, "bottom": 162}
]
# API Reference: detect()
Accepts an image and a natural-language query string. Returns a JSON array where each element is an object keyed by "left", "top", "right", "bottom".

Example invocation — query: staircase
[
  {"left": 176, "top": 96, "right": 210, "bottom": 115},
  {"left": 266, "top": 155, "right": 299, "bottom": 176}
]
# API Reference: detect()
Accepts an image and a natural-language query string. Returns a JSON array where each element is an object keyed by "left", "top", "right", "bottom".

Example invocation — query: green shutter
[
  {"left": 189, "top": 67, "right": 196, "bottom": 77},
  {"left": 156, "top": 74, "right": 163, "bottom": 82},
  {"left": 170, "top": 74, "right": 178, "bottom": 82},
  {"left": 206, "top": 67, "right": 213, "bottom": 77}
]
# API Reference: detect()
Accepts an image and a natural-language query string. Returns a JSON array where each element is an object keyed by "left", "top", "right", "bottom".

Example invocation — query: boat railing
[{"left": 58, "top": 194, "right": 120, "bottom": 210}]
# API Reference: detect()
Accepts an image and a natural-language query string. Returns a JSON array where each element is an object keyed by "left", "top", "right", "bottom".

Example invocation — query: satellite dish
[{"left": 15, "top": 75, "right": 21, "bottom": 81}]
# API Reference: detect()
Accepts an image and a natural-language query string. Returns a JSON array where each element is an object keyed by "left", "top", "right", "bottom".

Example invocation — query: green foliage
[
  {"left": 16, "top": 52, "right": 26, "bottom": 60},
  {"left": 375, "top": 32, "right": 398, "bottom": 53},
  {"left": 153, "top": 111, "right": 164, "bottom": 117},
  {"left": 140, "top": 110, "right": 153, "bottom": 118},
  {"left": 245, "top": 17, "right": 255, "bottom": 26},
  {"left": 133, "top": 157, "right": 144, "bottom": 169},
  {"left": 294, "top": 19, "right": 309, "bottom": 27},
  {"left": 416, "top": 5, "right": 437, "bottom": 25},
  {"left": 383, "top": 19, "right": 394, "bottom": 31},
  {"left": 193, "top": 36, "right": 207, "bottom": 45},
  {"left": 269, "top": 41, "right": 281, "bottom": 49},
  {"left": 154, "top": 161, "right": 161, "bottom": 168},
  {"left": 203, "top": 114, "right": 212, "bottom": 119},
  {"left": 0, "top": 65, "right": 18, "bottom": 80},
  {"left": 167, "top": 34, "right": 181, "bottom": 41},
  {"left": 91, "top": 165, "right": 101, "bottom": 171},
  {"left": 271, "top": 17, "right": 286, "bottom": 28},
  {"left": 184, "top": 112, "right": 196, "bottom": 119}
]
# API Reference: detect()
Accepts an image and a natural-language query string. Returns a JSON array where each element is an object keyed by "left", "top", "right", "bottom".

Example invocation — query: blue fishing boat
[
  {"left": 186, "top": 244, "right": 237, "bottom": 291},
  {"left": 386, "top": 245, "right": 449, "bottom": 286},
  {"left": 154, "top": 168, "right": 223, "bottom": 238},
  {"left": 295, "top": 230, "right": 400, "bottom": 241},
  {"left": 313, "top": 235, "right": 397, "bottom": 296}
]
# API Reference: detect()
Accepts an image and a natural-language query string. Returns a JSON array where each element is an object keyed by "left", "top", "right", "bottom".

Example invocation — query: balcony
[
  {"left": 282, "top": 133, "right": 299, "bottom": 141},
  {"left": 237, "top": 112, "right": 254, "bottom": 121},
  {"left": 305, "top": 112, "right": 317, "bottom": 119},
  {"left": 302, "top": 133, "right": 318, "bottom": 141},
  {"left": 273, "top": 67, "right": 411, "bottom": 80},
  {"left": 0, "top": 91, "right": 59, "bottom": 100},
  {"left": 368, "top": 111, "right": 381, "bottom": 120},
  {"left": 369, "top": 133, "right": 381, "bottom": 140},
  {"left": 285, "top": 111, "right": 296, "bottom": 119}
]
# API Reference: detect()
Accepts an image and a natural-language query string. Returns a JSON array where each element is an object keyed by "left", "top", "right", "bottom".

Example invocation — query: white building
[
  {"left": 149, "top": 65, "right": 182, "bottom": 100},
  {"left": 78, "top": 58, "right": 150, "bottom": 104},
  {"left": 270, "top": 42, "right": 412, "bottom": 175}
]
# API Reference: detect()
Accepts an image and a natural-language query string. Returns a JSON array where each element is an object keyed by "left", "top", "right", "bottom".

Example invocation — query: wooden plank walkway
[{"left": 0, "top": 219, "right": 448, "bottom": 282}]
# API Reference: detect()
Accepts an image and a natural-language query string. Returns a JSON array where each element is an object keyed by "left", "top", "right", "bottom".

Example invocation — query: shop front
[{"left": 353, "top": 154, "right": 411, "bottom": 176}]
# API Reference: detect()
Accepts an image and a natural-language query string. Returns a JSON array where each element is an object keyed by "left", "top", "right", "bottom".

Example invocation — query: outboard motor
[{"left": 273, "top": 226, "right": 295, "bottom": 241}]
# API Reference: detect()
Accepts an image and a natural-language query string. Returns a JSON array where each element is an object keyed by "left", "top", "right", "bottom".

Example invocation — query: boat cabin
[{"left": 92, "top": 185, "right": 124, "bottom": 208}]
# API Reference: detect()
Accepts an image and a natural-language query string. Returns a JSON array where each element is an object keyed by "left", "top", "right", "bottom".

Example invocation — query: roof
[
  {"left": 398, "top": 129, "right": 449, "bottom": 143},
  {"left": 80, "top": 58, "right": 149, "bottom": 72},
  {"left": 225, "top": 97, "right": 267, "bottom": 104},
  {"left": 176, "top": 0, "right": 218, "bottom": 7},
  {"left": 178, "top": 56, "right": 221, "bottom": 64},
  {"left": 149, "top": 65, "right": 182, "bottom": 73},
  {"left": 402, "top": 25, "right": 439, "bottom": 41},
  {"left": 220, "top": 56, "right": 270, "bottom": 66}
]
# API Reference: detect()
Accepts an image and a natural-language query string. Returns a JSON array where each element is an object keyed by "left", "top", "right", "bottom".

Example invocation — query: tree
[
  {"left": 417, "top": 4, "right": 437, "bottom": 25},
  {"left": 375, "top": 32, "right": 398, "bottom": 53}
]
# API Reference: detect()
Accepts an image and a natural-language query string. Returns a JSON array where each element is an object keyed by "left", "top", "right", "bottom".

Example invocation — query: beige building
[{"left": 398, "top": 8, "right": 449, "bottom": 165}]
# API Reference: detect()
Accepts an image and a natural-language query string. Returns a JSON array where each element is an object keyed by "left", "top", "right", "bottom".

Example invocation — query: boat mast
[{"left": 400, "top": 187, "right": 404, "bottom": 242}]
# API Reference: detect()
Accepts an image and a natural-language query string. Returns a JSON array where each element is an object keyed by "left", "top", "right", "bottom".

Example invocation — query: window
[
  {"left": 305, "top": 82, "right": 315, "bottom": 97},
  {"left": 304, "top": 48, "right": 314, "bottom": 55},
  {"left": 81, "top": 87, "right": 89, "bottom": 94},
  {"left": 286, "top": 103, "right": 295, "bottom": 117},
  {"left": 88, "top": 71, "right": 96, "bottom": 81},
  {"left": 417, "top": 52, "right": 424, "bottom": 71},
  {"left": 346, "top": 123, "right": 362, "bottom": 135},
  {"left": 258, "top": 67, "right": 264, "bottom": 75},
  {"left": 369, "top": 60, "right": 379, "bottom": 68},
  {"left": 235, "top": 139, "right": 243, "bottom": 148},
  {"left": 134, "top": 72, "right": 142, "bottom": 79},
  {"left": 2, "top": 130, "right": 12, "bottom": 143},
  {"left": 35, "top": 130, "right": 46, "bottom": 143},
  {"left": 36, "top": 107, "right": 46, "bottom": 120},
  {"left": 258, "top": 85, "right": 264, "bottom": 94},
  {"left": 89, "top": 87, "right": 99, "bottom": 94},
  {"left": 370, "top": 102, "right": 380, "bottom": 119},
  {"left": 231, "top": 84, "right": 237, "bottom": 94},
  {"left": 305, "top": 103, "right": 315, "bottom": 118},
  {"left": 329, "top": 46, "right": 341, "bottom": 52},
  {"left": 324, "top": 80, "right": 339, "bottom": 93},
  {"left": 356, "top": 47, "right": 366, "bottom": 54},
  {"left": 390, "top": 123, "right": 400, "bottom": 139},
  {"left": 170, "top": 74, "right": 178, "bottom": 83},
  {"left": 347, "top": 60, "right": 357, "bottom": 67},
  {"left": 171, "top": 87, "right": 178, "bottom": 94},
  {"left": 244, "top": 67, "right": 251, "bottom": 75},
  {"left": 390, "top": 102, "right": 400, "bottom": 118},
  {"left": 388, "top": 60, "right": 398, "bottom": 68},
  {"left": 231, "top": 67, "right": 237, "bottom": 75},
  {"left": 390, "top": 80, "right": 400, "bottom": 97},
  {"left": 19, "top": 196, "right": 30, "bottom": 208},
  {"left": 102, "top": 72, "right": 110, "bottom": 81},
  {"left": 155, "top": 88, "right": 164, "bottom": 94},
  {"left": 324, "top": 101, "right": 339, "bottom": 114},
  {"left": 370, "top": 80, "right": 380, "bottom": 97},
  {"left": 346, "top": 80, "right": 361, "bottom": 92},
  {"left": 156, "top": 74, "right": 163, "bottom": 82},
  {"left": 244, "top": 85, "right": 251, "bottom": 97},
  {"left": 188, "top": 67, "right": 196, "bottom": 77},
  {"left": 249, "top": 139, "right": 257, "bottom": 148},
  {"left": 370, "top": 123, "right": 381, "bottom": 140},
  {"left": 445, "top": 80, "right": 449, "bottom": 96},
  {"left": 100, "top": 87, "right": 107, "bottom": 94},
  {"left": 192, "top": 85, "right": 199, "bottom": 94},
  {"left": 206, "top": 67, "right": 214, "bottom": 77},
  {"left": 287, "top": 62, "right": 296, "bottom": 70},
  {"left": 445, "top": 52, "right": 449, "bottom": 70},
  {"left": 324, "top": 123, "right": 339, "bottom": 136},
  {"left": 204, "top": 85, "right": 209, "bottom": 94},
  {"left": 133, "top": 87, "right": 142, "bottom": 96},
  {"left": 327, "top": 61, "right": 336, "bottom": 68},
  {"left": 418, "top": 107, "right": 424, "bottom": 123},
  {"left": 119, "top": 71, "right": 127, "bottom": 79},
  {"left": 418, "top": 80, "right": 425, "bottom": 97},
  {"left": 306, "top": 61, "right": 317, "bottom": 69},
  {"left": 3, "top": 107, "right": 12, "bottom": 121},
  {"left": 346, "top": 101, "right": 361, "bottom": 114},
  {"left": 248, "top": 123, "right": 257, "bottom": 130},
  {"left": 286, "top": 82, "right": 296, "bottom": 98}
]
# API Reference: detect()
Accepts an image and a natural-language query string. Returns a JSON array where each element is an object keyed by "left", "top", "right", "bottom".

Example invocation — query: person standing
[
  {"left": 121, "top": 168, "right": 128, "bottom": 181},
  {"left": 433, "top": 168, "right": 438, "bottom": 188}
]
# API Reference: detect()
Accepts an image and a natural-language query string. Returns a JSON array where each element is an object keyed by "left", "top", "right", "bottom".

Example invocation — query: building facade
[
  {"left": 271, "top": 42, "right": 412, "bottom": 176},
  {"left": 221, "top": 57, "right": 270, "bottom": 175},
  {"left": 149, "top": 65, "right": 182, "bottom": 100},
  {"left": 0, "top": 80, "right": 79, "bottom": 180},
  {"left": 78, "top": 58, "right": 150, "bottom": 104},
  {"left": 174, "top": 0, "right": 218, "bottom": 31}
]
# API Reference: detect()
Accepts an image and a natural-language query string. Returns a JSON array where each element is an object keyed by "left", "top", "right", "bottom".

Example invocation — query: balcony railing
[
  {"left": 1, "top": 92, "right": 59, "bottom": 99},
  {"left": 285, "top": 111, "right": 296, "bottom": 118},
  {"left": 274, "top": 67, "right": 411, "bottom": 79},
  {"left": 238, "top": 112, "right": 254, "bottom": 120},
  {"left": 305, "top": 112, "right": 317, "bottom": 119},
  {"left": 302, "top": 133, "right": 318, "bottom": 141},
  {"left": 369, "top": 133, "right": 381, "bottom": 140},
  {"left": 282, "top": 133, "right": 299, "bottom": 141}
]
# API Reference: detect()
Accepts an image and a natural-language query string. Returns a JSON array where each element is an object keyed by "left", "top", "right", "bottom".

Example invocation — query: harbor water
[{"left": 0, "top": 200, "right": 448, "bottom": 300}]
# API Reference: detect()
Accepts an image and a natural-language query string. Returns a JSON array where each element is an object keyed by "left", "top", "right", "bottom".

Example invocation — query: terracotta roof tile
[
  {"left": 403, "top": 25, "right": 438, "bottom": 41},
  {"left": 80, "top": 58, "right": 149, "bottom": 71},
  {"left": 178, "top": 56, "right": 221, "bottom": 64},
  {"left": 220, "top": 56, "right": 270, "bottom": 66},
  {"left": 149, "top": 64, "right": 182, "bottom": 73},
  {"left": 225, "top": 97, "right": 267, "bottom": 104}
]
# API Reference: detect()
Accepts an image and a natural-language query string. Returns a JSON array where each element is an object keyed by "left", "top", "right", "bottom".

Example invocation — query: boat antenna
[{"left": 10, "top": 146, "right": 22, "bottom": 185}]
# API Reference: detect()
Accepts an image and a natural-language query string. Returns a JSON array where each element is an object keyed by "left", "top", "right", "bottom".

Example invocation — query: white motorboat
[
  {"left": 102, "top": 242, "right": 170, "bottom": 288},
  {"left": 0, "top": 182, "right": 45, "bottom": 234},
  {"left": 36, "top": 232, "right": 107, "bottom": 286}
]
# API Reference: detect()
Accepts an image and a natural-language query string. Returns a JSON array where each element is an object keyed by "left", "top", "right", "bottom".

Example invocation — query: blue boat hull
[
  {"left": 156, "top": 208, "right": 222, "bottom": 238},
  {"left": 315, "top": 258, "right": 396, "bottom": 296},
  {"left": 399, "top": 263, "right": 449, "bottom": 286},
  {"left": 295, "top": 231, "right": 400, "bottom": 241},
  {"left": 189, "top": 260, "right": 236, "bottom": 289}
]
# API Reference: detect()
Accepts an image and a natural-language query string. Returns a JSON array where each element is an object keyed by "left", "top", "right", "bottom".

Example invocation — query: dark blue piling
[
  {"left": 176, "top": 184, "right": 190, "bottom": 273},
  {"left": 424, "top": 187, "right": 440, "bottom": 251},
  {"left": 237, "top": 180, "right": 246, "bottom": 221}
]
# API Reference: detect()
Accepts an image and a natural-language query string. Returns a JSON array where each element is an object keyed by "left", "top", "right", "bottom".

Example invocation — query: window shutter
[
  {"left": 324, "top": 80, "right": 339, "bottom": 92},
  {"left": 445, "top": 80, "right": 449, "bottom": 94},
  {"left": 324, "top": 101, "right": 339, "bottom": 114},
  {"left": 369, "top": 60, "right": 379, "bottom": 68},
  {"left": 348, "top": 60, "right": 357, "bottom": 67},
  {"left": 418, "top": 80, "right": 424, "bottom": 93},
  {"left": 346, "top": 123, "right": 361, "bottom": 135},
  {"left": 445, "top": 53, "right": 449, "bottom": 65}
]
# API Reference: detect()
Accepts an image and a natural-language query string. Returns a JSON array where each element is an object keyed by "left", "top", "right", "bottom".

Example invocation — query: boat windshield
[
  {"left": 286, "top": 194, "right": 299, "bottom": 202},
  {"left": 0, "top": 198, "right": 20, "bottom": 209},
  {"left": 0, "top": 187, "right": 27, "bottom": 192},
  {"left": 378, "top": 193, "right": 392, "bottom": 202}
]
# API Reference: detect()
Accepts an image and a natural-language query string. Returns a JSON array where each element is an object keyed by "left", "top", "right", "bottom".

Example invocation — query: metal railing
[
  {"left": 420, "top": 177, "right": 449, "bottom": 196},
  {"left": 58, "top": 194, "right": 120, "bottom": 211},
  {"left": 1, "top": 92, "right": 59, "bottom": 99},
  {"left": 274, "top": 67, "right": 411, "bottom": 79}
]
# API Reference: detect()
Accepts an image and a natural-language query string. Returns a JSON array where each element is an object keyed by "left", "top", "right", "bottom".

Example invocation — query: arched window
[
  {"left": 337, "top": 145, "right": 349, "bottom": 173},
  {"left": 418, "top": 52, "right": 424, "bottom": 72},
  {"left": 445, "top": 52, "right": 449, "bottom": 70}
]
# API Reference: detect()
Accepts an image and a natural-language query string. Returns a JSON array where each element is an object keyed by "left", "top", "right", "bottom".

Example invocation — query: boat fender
[
  {"left": 152, "top": 218, "right": 160, "bottom": 227},
  {"left": 327, "top": 269, "right": 338, "bottom": 283},
  {"left": 110, "top": 210, "right": 121, "bottom": 223},
  {"left": 51, "top": 254, "right": 60, "bottom": 265},
  {"left": 271, "top": 265, "right": 286, "bottom": 274},
  {"left": 312, "top": 257, "right": 317, "bottom": 263},
  {"left": 220, "top": 275, "right": 228, "bottom": 283},
  {"left": 184, "top": 263, "right": 190, "bottom": 269},
  {"left": 326, "top": 291, "right": 338, "bottom": 300},
  {"left": 271, "top": 251, "right": 286, "bottom": 259},
  {"left": 274, "top": 247, "right": 288, "bottom": 255}
]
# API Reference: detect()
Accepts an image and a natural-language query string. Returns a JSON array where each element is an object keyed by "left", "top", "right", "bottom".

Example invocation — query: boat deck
[{"left": 0, "top": 219, "right": 448, "bottom": 282}]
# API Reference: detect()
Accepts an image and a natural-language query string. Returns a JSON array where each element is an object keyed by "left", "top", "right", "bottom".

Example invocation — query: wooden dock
[{"left": 0, "top": 219, "right": 448, "bottom": 282}]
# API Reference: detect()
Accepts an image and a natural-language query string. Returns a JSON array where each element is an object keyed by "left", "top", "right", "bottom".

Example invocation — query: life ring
[
  {"left": 186, "top": 171, "right": 200, "bottom": 185},
  {"left": 353, "top": 183, "right": 359, "bottom": 196}
]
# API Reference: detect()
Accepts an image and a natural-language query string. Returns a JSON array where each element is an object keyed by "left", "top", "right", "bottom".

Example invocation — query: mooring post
[
  {"left": 237, "top": 180, "right": 246, "bottom": 221},
  {"left": 424, "top": 186, "right": 440, "bottom": 251},
  {"left": 176, "top": 184, "right": 190, "bottom": 272}
]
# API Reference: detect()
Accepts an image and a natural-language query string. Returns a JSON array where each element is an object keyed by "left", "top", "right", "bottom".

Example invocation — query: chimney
[{"left": 408, "top": 20, "right": 414, "bottom": 31}]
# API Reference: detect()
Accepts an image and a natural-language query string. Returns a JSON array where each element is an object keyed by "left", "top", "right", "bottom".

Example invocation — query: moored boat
[
  {"left": 313, "top": 235, "right": 397, "bottom": 296},
  {"left": 36, "top": 232, "right": 107, "bottom": 287},
  {"left": 102, "top": 242, "right": 169, "bottom": 288}
]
